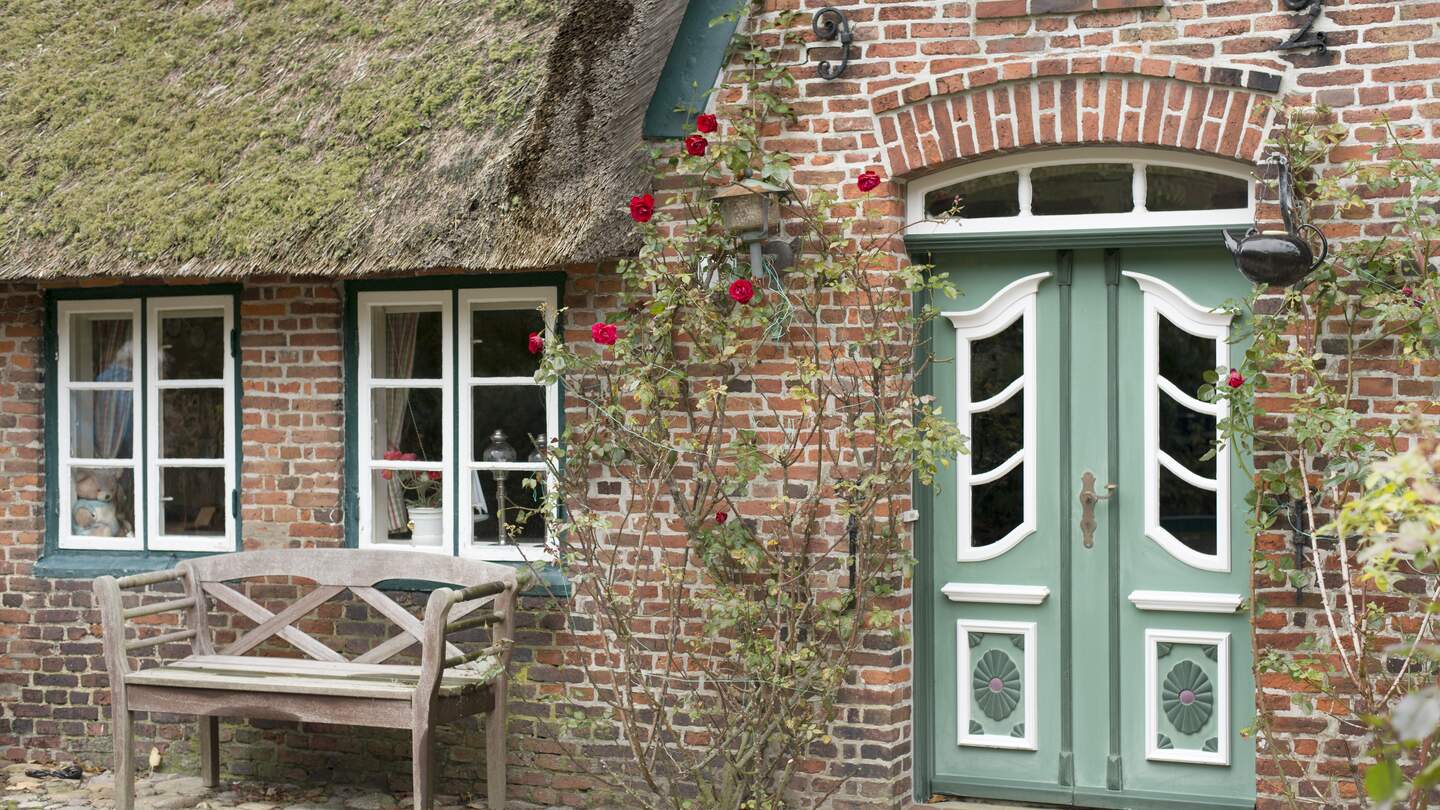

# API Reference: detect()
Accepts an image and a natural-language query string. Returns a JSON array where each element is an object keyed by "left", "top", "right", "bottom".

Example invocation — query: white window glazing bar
[
  {"left": 1132, "top": 162, "right": 1147, "bottom": 213},
  {"left": 1158, "top": 450, "right": 1218, "bottom": 492},
  {"left": 970, "top": 376, "right": 1023, "bottom": 414},
  {"left": 970, "top": 449, "right": 1024, "bottom": 485},
  {"left": 468, "top": 377, "right": 544, "bottom": 387},
  {"left": 1157, "top": 375, "right": 1221, "bottom": 416},
  {"left": 1016, "top": 167, "right": 1033, "bottom": 217}
]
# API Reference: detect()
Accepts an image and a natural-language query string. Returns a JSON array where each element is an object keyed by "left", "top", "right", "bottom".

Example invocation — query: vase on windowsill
[{"left": 407, "top": 507, "right": 444, "bottom": 546}]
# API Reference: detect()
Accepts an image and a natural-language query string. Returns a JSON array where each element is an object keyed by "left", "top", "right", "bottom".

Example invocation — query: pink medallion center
[
  {"left": 988, "top": 677, "right": 1004, "bottom": 693},
  {"left": 1179, "top": 689, "right": 1196, "bottom": 705}
]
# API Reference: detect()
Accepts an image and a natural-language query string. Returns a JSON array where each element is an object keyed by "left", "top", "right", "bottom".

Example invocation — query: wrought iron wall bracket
[
  {"left": 812, "top": 7, "right": 852, "bottom": 80},
  {"left": 1276, "top": 0, "right": 1327, "bottom": 54}
]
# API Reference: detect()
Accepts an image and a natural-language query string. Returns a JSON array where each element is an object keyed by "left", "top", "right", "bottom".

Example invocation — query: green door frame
[{"left": 908, "top": 226, "right": 1252, "bottom": 808}]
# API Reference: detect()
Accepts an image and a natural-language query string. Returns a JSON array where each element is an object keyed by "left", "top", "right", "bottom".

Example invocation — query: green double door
[{"left": 924, "top": 245, "right": 1256, "bottom": 809}]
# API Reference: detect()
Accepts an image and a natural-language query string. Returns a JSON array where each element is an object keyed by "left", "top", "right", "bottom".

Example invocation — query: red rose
[
  {"left": 528, "top": 331, "right": 544, "bottom": 355},
  {"left": 696, "top": 113, "right": 718, "bottom": 133},
  {"left": 383, "top": 449, "right": 401, "bottom": 461},
  {"left": 401, "top": 452, "right": 418, "bottom": 462},
  {"left": 716, "top": 511, "right": 728, "bottom": 524},
  {"left": 1226, "top": 369, "right": 1245, "bottom": 389},
  {"left": 684, "top": 134, "right": 708, "bottom": 157},
  {"left": 728, "top": 278, "right": 755, "bottom": 305},
  {"left": 629, "top": 194, "right": 655, "bottom": 223},
  {"left": 857, "top": 170, "right": 882, "bottom": 192},
  {"left": 591, "top": 322, "right": 618, "bottom": 345},
  {"left": 427, "top": 471, "right": 442, "bottom": 481},
  {"left": 381, "top": 469, "right": 393, "bottom": 480}
]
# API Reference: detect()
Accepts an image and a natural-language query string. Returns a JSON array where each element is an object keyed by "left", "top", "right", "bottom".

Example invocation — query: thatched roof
[{"left": 0, "top": 0, "right": 687, "bottom": 280}]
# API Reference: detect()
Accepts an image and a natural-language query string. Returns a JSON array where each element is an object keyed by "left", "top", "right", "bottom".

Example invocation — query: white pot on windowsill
[{"left": 407, "top": 507, "right": 444, "bottom": 546}]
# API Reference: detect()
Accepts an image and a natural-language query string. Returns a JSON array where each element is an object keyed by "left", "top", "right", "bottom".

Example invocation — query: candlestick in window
[{"left": 481, "top": 430, "right": 517, "bottom": 544}]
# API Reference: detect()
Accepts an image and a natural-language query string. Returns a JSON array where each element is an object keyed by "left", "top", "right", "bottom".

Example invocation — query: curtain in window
[
  {"left": 383, "top": 313, "right": 419, "bottom": 532},
  {"left": 81, "top": 323, "right": 134, "bottom": 461}
]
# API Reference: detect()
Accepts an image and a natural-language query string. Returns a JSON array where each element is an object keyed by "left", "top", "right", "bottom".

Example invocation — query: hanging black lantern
[{"left": 1223, "top": 155, "right": 1328, "bottom": 287}]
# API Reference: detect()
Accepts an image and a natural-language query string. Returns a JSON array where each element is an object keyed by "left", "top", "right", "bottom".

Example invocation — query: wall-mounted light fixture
[{"left": 713, "top": 178, "right": 789, "bottom": 278}]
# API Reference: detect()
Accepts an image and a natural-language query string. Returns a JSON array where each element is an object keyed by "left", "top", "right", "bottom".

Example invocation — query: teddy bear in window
[{"left": 73, "top": 472, "right": 124, "bottom": 537}]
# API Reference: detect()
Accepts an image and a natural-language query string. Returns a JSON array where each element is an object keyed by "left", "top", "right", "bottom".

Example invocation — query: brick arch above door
[{"left": 874, "top": 56, "right": 1285, "bottom": 179}]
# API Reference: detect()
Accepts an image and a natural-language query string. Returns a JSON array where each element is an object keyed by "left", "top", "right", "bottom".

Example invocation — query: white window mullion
[{"left": 1133, "top": 161, "right": 1147, "bottom": 213}]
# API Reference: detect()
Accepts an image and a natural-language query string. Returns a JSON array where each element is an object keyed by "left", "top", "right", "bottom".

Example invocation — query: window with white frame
[
  {"left": 55, "top": 295, "right": 236, "bottom": 553},
  {"left": 354, "top": 286, "right": 557, "bottom": 560},
  {"left": 906, "top": 148, "right": 1255, "bottom": 238}
]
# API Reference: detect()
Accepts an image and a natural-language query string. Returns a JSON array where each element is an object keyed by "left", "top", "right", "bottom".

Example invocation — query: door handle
[{"left": 1078, "top": 471, "right": 1117, "bottom": 549}]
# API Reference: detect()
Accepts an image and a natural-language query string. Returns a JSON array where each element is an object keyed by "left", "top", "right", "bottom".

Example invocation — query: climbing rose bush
[{"left": 526, "top": 40, "right": 963, "bottom": 808}]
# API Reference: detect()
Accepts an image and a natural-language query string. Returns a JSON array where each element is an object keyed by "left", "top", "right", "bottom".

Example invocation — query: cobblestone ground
[{"left": 2, "top": 764, "right": 558, "bottom": 810}]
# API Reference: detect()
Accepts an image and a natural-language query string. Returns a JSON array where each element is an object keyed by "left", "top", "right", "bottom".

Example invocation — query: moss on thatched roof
[{"left": 0, "top": 0, "right": 685, "bottom": 279}]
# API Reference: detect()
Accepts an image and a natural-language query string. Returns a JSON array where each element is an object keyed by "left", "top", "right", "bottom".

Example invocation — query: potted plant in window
[{"left": 382, "top": 450, "right": 443, "bottom": 546}]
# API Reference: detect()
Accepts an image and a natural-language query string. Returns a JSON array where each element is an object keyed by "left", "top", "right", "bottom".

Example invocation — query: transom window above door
[
  {"left": 907, "top": 149, "right": 1254, "bottom": 238},
  {"left": 350, "top": 283, "right": 558, "bottom": 560}
]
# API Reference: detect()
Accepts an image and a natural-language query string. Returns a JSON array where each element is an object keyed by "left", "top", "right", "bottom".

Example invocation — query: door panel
[
  {"left": 929, "top": 251, "right": 1065, "bottom": 800},
  {"left": 926, "top": 245, "right": 1255, "bottom": 809}
]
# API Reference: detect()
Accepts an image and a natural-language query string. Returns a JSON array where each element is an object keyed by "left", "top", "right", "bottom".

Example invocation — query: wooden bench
[{"left": 93, "top": 549, "right": 531, "bottom": 810}]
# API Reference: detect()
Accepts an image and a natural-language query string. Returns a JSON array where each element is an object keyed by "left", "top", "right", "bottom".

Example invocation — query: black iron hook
[{"left": 812, "top": 7, "right": 852, "bottom": 80}]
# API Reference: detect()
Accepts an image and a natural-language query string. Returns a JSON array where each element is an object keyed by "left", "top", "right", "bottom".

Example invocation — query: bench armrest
[
  {"left": 94, "top": 568, "right": 206, "bottom": 678},
  {"left": 415, "top": 569, "right": 534, "bottom": 700}
]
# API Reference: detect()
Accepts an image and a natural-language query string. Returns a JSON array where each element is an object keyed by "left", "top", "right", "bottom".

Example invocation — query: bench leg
[
  {"left": 199, "top": 715, "right": 219, "bottom": 787},
  {"left": 412, "top": 726, "right": 434, "bottom": 810},
  {"left": 487, "top": 678, "right": 507, "bottom": 810},
  {"left": 113, "top": 705, "right": 134, "bottom": 810}
]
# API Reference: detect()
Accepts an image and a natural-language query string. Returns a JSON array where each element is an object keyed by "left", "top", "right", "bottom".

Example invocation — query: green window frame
[
  {"left": 342, "top": 273, "right": 569, "bottom": 593},
  {"left": 37, "top": 285, "right": 243, "bottom": 578}
]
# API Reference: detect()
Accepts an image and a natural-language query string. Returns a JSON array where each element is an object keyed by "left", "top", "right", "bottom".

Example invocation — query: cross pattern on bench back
[{"left": 182, "top": 549, "right": 519, "bottom": 664}]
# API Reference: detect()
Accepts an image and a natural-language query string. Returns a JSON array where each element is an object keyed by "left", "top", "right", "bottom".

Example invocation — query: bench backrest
[
  {"left": 182, "top": 548, "right": 518, "bottom": 590},
  {"left": 177, "top": 549, "right": 521, "bottom": 665}
]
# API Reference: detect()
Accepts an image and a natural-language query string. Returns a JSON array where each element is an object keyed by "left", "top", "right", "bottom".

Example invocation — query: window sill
[
  {"left": 376, "top": 562, "right": 571, "bottom": 599},
  {"left": 33, "top": 550, "right": 214, "bottom": 580},
  {"left": 33, "top": 552, "right": 570, "bottom": 598}
]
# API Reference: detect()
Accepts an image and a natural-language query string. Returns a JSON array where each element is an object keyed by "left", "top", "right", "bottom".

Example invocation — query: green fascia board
[
  {"left": 905, "top": 224, "right": 1245, "bottom": 254},
  {"left": 643, "top": 0, "right": 741, "bottom": 139}
]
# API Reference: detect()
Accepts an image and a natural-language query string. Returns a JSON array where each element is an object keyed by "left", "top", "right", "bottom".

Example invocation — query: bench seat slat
[{"left": 124, "top": 655, "right": 501, "bottom": 700}]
